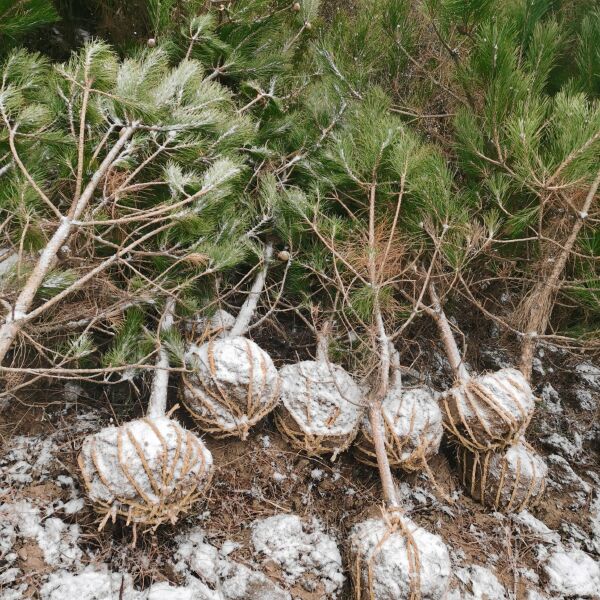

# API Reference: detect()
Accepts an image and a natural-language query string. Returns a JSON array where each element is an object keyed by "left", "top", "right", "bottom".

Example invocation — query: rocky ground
[{"left": 0, "top": 330, "right": 599, "bottom": 599}]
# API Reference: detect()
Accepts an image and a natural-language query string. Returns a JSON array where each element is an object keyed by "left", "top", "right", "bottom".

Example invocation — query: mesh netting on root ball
[
  {"left": 274, "top": 360, "right": 364, "bottom": 459},
  {"left": 457, "top": 440, "right": 547, "bottom": 512},
  {"left": 181, "top": 336, "right": 281, "bottom": 439},
  {"left": 349, "top": 513, "right": 450, "bottom": 600},
  {"left": 439, "top": 367, "right": 535, "bottom": 452},
  {"left": 354, "top": 384, "right": 443, "bottom": 472},
  {"left": 78, "top": 416, "right": 213, "bottom": 528}
]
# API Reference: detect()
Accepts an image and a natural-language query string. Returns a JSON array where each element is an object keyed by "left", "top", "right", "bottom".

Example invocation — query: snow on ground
[
  {"left": 575, "top": 362, "right": 600, "bottom": 391},
  {"left": 0, "top": 500, "right": 82, "bottom": 567},
  {"left": 40, "top": 565, "right": 219, "bottom": 600},
  {"left": 543, "top": 548, "right": 600, "bottom": 597},
  {"left": 173, "top": 526, "right": 290, "bottom": 600},
  {"left": 448, "top": 565, "right": 508, "bottom": 599},
  {"left": 251, "top": 513, "right": 345, "bottom": 597},
  {"left": 1, "top": 355, "right": 600, "bottom": 600}
]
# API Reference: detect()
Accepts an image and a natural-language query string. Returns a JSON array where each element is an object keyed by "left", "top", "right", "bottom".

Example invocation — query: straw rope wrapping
[
  {"left": 181, "top": 336, "right": 281, "bottom": 439},
  {"left": 440, "top": 368, "right": 535, "bottom": 452},
  {"left": 457, "top": 440, "right": 547, "bottom": 512},
  {"left": 274, "top": 360, "right": 364, "bottom": 460},
  {"left": 78, "top": 416, "right": 213, "bottom": 529},
  {"left": 350, "top": 509, "right": 450, "bottom": 600},
  {"left": 354, "top": 385, "right": 443, "bottom": 472}
]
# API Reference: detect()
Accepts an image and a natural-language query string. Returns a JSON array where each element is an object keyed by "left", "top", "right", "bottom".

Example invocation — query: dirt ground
[{"left": 1, "top": 323, "right": 599, "bottom": 599}]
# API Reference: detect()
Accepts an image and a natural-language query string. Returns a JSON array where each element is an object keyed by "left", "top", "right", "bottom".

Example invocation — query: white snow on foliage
[{"left": 251, "top": 513, "right": 345, "bottom": 597}]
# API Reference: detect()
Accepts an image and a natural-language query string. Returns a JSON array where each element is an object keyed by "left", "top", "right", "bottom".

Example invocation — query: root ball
[
  {"left": 182, "top": 336, "right": 281, "bottom": 439},
  {"left": 354, "top": 385, "right": 443, "bottom": 472},
  {"left": 275, "top": 360, "right": 363, "bottom": 459},
  {"left": 458, "top": 440, "right": 547, "bottom": 512},
  {"left": 349, "top": 514, "right": 450, "bottom": 600},
  {"left": 78, "top": 416, "right": 213, "bottom": 527},
  {"left": 440, "top": 367, "right": 535, "bottom": 451}
]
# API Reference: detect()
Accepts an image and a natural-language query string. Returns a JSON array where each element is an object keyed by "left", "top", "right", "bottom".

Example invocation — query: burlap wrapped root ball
[
  {"left": 275, "top": 361, "right": 364, "bottom": 459},
  {"left": 440, "top": 367, "right": 535, "bottom": 451},
  {"left": 354, "top": 384, "right": 443, "bottom": 472},
  {"left": 182, "top": 336, "right": 281, "bottom": 439},
  {"left": 78, "top": 416, "right": 213, "bottom": 527},
  {"left": 349, "top": 514, "right": 450, "bottom": 600},
  {"left": 458, "top": 440, "right": 547, "bottom": 512}
]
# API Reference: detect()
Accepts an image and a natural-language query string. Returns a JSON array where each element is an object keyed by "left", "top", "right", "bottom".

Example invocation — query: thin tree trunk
[
  {"left": 366, "top": 182, "right": 399, "bottom": 508},
  {"left": 370, "top": 307, "right": 399, "bottom": 508},
  {"left": 428, "top": 283, "right": 470, "bottom": 382},
  {"left": 229, "top": 241, "right": 274, "bottom": 338},
  {"left": 315, "top": 320, "right": 332, "bottom": 362},
  {"left": 520, "top": 169, "right": 600, "bottom": 380},
  {"left": 147, "top": 298, "right": 176, "bottom": 419},
  {"left": 0, "top": 126, "right": 137, "bottom": 364}
]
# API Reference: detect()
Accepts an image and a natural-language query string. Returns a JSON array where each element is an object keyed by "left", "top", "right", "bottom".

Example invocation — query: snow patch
[
  {"left": 0, "top": 500, "right": 82, "bottom": 568},
  {"left": 575, "top": 362, "right": 600, "bottom": 391},
  {"left": 174, "top": 526, "right": 290, "bottom": 600},
  {"left": 543, "top": 548, "right": 600, "bottom": 597},
  {"left": 546, "top": 454, "right": 591, "bottom": 509},
  {"left": 251, "top": 513, "right": 344, "bottom": 597},
  {"left": 449, "top": 565, "right": 507, "bottom": 599}
]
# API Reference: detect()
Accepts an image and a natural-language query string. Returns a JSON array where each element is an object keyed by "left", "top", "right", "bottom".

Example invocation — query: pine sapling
[
  {"left": 181, "top": 242, "right": 281, "bottom": 439},
  {"left": 517, "top": 168, "right": 600, "bottom": 381},
  {"left": 426, "top": 283, "right": 535, "bottom": 453},
  {"left": 299, "top": 95, "right": 451, "bottom": 598},
  {"left": 0, "top": 44, "right": 250, "bottom": 381},
  {"left": 78, "top": 299, "right": 213, "bottom": 535},
  {"left": 275, "top": 320, "right": 364, "bottom": 460}
]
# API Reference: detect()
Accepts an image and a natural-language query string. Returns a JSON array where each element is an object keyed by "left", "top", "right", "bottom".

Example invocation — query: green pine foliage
[
  {"left": 0, "top": 0, "right": 598, "bottom": 380},
  {"left": 0, "top": 41, "right": 257, "bottom": 372},
  {"left": 0, "top": 0, "right": 59, "bottom": 47}
]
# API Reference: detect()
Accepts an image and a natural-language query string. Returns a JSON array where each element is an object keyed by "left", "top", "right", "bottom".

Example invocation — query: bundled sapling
[
  {"left": 79, "top": 299, "right": 213, "bottom": 531},
  {"left": 275, "top": 321, "right": 364, "bottom": 459}
]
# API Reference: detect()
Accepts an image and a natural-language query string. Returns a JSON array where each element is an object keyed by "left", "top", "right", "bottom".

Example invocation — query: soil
[{"left": 1, "top": 320, "right": 599, "bottom": 599}]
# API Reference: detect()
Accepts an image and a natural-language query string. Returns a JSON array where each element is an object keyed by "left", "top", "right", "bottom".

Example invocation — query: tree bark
[{"left": 0, "top": 126, "right": 137, "bottom": 364}]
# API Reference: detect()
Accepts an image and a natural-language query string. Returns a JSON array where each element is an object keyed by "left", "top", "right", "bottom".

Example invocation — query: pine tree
[
  {"left": 0, "top": 0, "right": 59, "bottom": 50},
  {"left": 0, "top": 42, "right": 253, "bottom": 384},
  {"left": 430, "top": 0, "right": 600, "bottom": 374}
]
